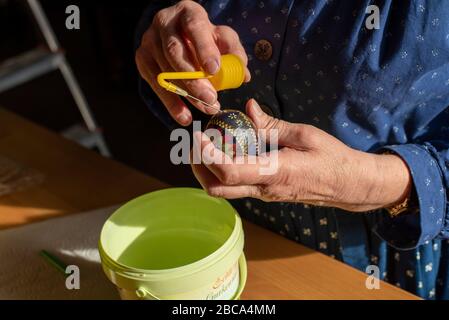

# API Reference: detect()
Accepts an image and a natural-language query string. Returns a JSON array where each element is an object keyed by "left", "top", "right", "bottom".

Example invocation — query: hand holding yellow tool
[{"left": 157, "top": 54, "right": 245, "bottom": 113}]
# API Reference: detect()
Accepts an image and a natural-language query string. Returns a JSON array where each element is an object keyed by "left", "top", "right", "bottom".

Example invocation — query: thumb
[{"left": 246, "top": 99, "right": 300, "bottom": 148}]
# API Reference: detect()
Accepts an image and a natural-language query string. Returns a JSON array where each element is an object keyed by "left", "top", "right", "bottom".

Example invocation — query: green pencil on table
[{"left": 39, "top": 250, "right": 68, "bottom": 277}]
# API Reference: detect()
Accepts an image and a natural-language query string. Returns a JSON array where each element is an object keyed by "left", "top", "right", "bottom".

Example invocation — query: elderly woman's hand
[
  {"left": 136, "top": 0, "right": 250, "bottom": 126},
  {"left": 192, "top": 99, "right": 412, "bottom": 212}
]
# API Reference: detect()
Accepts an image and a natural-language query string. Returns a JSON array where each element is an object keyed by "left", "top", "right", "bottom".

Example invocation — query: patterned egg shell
[{"left": 205, "top": 109, "right": 258, "bottom": 158}]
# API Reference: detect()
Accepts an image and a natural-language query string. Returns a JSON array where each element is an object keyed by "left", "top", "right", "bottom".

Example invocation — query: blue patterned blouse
[{"left": 136, "top": 0, "right": 449, "bottom": 299}]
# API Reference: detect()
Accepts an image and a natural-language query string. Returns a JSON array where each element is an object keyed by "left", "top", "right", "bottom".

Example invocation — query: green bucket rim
[{"left": 99, "top": 188, "right": 243, "bottom": 281}]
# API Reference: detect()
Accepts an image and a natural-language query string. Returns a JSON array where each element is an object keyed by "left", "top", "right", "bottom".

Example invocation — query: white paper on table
[{"left": 0, "top": 205, "right": 122, "bottom": 300}]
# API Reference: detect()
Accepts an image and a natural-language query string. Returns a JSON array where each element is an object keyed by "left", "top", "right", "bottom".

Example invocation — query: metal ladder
[{"left": 0, "top": 0, "right": 111, "bottom": 157}]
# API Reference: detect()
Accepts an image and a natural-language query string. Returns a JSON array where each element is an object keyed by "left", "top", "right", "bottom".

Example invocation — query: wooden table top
[{"left": 0, "top": 108, "right": 419, "bottom": 300}]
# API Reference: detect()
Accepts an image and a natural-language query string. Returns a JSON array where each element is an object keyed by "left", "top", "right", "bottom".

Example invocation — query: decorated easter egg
[{"left": 205, "top": 109, "right": 258, "bottom": 158}]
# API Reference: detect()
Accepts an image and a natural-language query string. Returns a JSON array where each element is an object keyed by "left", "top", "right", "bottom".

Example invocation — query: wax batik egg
[{"left": 205, "top": 109, "right": 258, "bottom": 158}]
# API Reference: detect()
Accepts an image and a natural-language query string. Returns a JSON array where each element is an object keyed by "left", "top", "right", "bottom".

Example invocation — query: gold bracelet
[
  {"left": 386, "top": 193, "right": 411, "bottom": 217},
  {"left": 382, "top": 150, "right": 417, "bottom": 217}
]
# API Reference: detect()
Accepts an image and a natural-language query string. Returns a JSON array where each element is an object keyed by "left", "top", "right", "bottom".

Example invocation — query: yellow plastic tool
[{"left": 157, "top": 54, "right": 245, "bottom": 98}]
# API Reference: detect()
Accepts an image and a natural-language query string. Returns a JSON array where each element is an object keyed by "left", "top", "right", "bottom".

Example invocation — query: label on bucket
[
  {"left": 206, "top": 262, "right": 239, "bottom": 300},
  {"left": 115, "top": 261, "right": 241, "bottom": 300}
]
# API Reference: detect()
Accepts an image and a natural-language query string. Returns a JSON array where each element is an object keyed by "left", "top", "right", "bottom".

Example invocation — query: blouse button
[{"left": 254, "top": 39, "right": 273, "bottom": 61}]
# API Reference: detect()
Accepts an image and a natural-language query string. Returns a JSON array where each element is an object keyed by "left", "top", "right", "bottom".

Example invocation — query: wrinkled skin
[
  {"left": 136, "top": 0, "right": 250, "bottom": 126},
  {"left": 192, "top": 100, "right": 412, "bottom": 212}
]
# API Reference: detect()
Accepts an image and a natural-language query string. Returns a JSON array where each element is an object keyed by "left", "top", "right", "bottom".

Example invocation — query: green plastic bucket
[{"left": 99, "top": 188, "right": 246, "bottom": 300}]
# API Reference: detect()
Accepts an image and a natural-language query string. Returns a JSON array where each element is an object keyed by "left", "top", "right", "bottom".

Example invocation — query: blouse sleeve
[{"left": 374, "top": 135, "right": 449, "bottom": 250}]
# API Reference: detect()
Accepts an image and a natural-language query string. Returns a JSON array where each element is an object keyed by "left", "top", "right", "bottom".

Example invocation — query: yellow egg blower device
[{"left": 157, "top": 54, "right": 245, "bottom": 112}]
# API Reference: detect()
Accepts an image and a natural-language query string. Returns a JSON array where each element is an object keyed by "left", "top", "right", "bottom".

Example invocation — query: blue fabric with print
[{"left": 136, "top": 0, "right": 449, "bottom": 299}]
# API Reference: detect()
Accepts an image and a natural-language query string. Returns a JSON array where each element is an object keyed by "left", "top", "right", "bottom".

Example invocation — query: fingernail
[
  {"left": 198, "top": 89, "right": 217, "bottom": 105},
  {"left": 178, "top": 113, "right": 191, "bottom": 125},
  {"left": 245, "top": 68, "right": 251, "bottom": 82},
  {"left": 251, "top": 100, "right": 263, "bottom": 116},
  {"left": 204, "top": 58, "right": 220, "bottom": 74}
]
